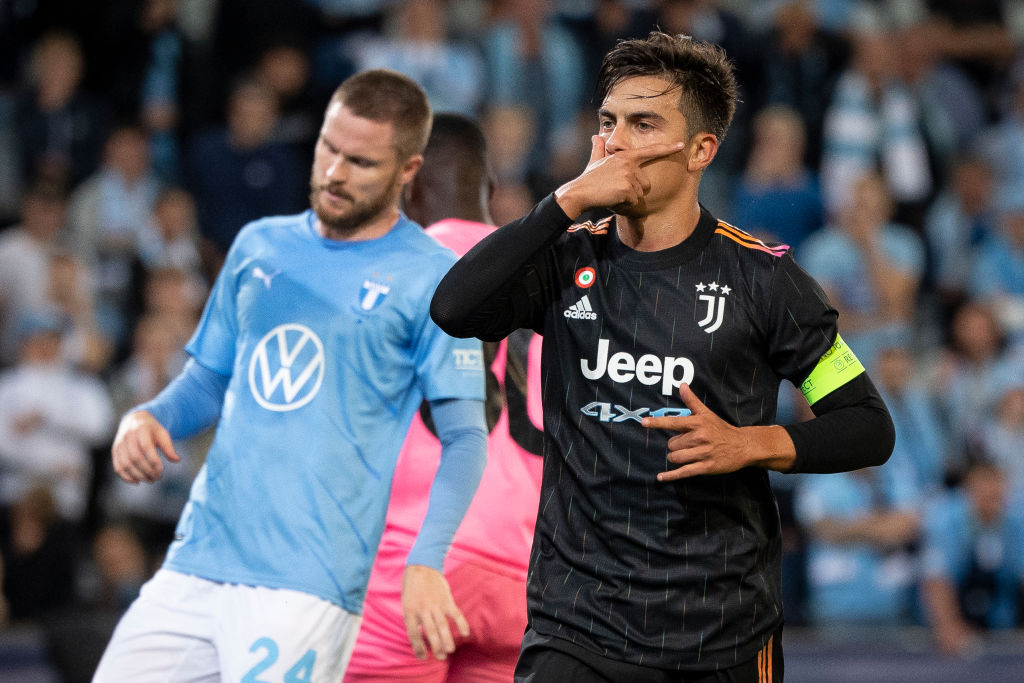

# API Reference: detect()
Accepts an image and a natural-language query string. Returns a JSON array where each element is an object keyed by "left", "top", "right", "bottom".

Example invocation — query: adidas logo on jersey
[{"left": 564, "top": 295, "right": 597, "bottom": 320}]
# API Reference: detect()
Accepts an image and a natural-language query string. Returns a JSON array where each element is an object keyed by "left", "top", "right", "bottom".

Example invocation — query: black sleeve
[
  {"left": 430, "top": 194, "right": 573, "bottom": 341},
  {"left": 783, "top": 372, "right": 895, "bottom": 474}
]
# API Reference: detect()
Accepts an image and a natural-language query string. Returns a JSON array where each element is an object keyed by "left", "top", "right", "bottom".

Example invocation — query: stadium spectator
[
  {"left": 800, "top": 171, "right": 927, "bottom": 368},
  {"left": 875, "top": 343, "right": 950, "bottom": 493},
  {"left": 343, "top": 0, "right": 485, "bottom": 117},
  {"left": 67, "top": 124, "right": 163, "bottom": 352},
  {"left": 0, "top": 182, "right": 73, "bottom": 366},
  {"left": 757, "top": 0, "right": 850, "bottom": 170},
  {"left": 795, "top": 464, "right": 922, "bottom": 626},
  {"left": 15, "top": 30, "right": 110, "bottom": 190},
  {"left": 731, "top": 104, "right": 824, "bottom": 251},
  {"left": 921, "top": 460, "right": 1024, "bottom": 655},
  {"left": 929, "top": 299, "right": 1024, "bottom": 455},
  {"left": 924, "top": 154, "right": 997, "bottom": 324},
  {"left": 184, "top": 75, "right": 307, "bottom": 277},
  {"left": 481, "top": 0, "right": 586, "bottom": 195},
  {"left": 0, "top": 485, "right": 80, "bottom": 622},
  {"left": 968, "top": 195, "right": 1024, "bottom": 341},
  {"left": 975, "top": 384, "right": 1024, "bottom": 499},
  {"left": 819, "top": 17, "right": 933, "bottom": 225},
  {"left": 0, "top": 311, "right": 113, "bottom": 524}
]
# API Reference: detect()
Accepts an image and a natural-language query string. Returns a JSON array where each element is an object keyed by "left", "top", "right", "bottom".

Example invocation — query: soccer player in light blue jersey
[{"left": 93, "top": 69, "right": 488, "bottom": 682}]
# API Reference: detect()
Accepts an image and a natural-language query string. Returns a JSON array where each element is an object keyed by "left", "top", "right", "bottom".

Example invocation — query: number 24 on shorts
[{"left": 242, "top": 637, "right": 317, "bottom": 683}]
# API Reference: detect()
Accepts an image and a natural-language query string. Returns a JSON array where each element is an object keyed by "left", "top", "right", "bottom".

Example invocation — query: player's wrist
[
  {"left": 553, "top": 183, "right": 586, "bottom": 220},
  {"left": 748, "top": 425, "right": 796, "bottom": 472}
]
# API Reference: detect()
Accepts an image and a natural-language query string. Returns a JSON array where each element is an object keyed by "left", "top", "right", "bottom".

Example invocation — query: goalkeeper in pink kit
[{"left": 344, "top": 113, "right": 544, "bottom": 681}]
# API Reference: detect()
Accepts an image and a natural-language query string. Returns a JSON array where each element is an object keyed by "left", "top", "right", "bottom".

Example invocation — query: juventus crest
[{"left": 695, "top": 281, "right": 731, "bottom": 334}]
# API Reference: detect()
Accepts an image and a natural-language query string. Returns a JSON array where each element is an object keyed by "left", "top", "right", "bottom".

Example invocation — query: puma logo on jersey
[
  {"left": 252, "top": 266, "right": 281, "bottom": 289},
  {"left": 564, "top": 295, "right": 597, "bottom": 320},
  {"left": 580, "top": 338, "right": 694, "bottom": 396}
]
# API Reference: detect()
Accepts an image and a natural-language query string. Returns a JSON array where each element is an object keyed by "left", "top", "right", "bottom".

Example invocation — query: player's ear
[
  {"left": 399, "top": 154, "right": 424, "bottom": 186},
  {"left": 687, "top": 134, "right": 719, "bottom": 172}
]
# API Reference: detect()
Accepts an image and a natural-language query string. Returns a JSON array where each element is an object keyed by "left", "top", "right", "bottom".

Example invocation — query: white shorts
[{"left": 93, "top": 569, "right": 360, "bottom": 682}]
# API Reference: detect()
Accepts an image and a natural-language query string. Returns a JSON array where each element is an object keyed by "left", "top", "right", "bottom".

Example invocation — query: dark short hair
[
  {"left": 423, "top": 112, "right": 487, "bottom": 177},
  {"left": 329, "top": 69, "right": 432, "bottom": 161},
  {"left": 596, "top": 32, "right": 738, "bottom": 142}
]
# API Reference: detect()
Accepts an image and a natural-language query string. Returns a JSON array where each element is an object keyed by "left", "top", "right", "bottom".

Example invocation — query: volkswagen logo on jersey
[
  {"left": 248, "top": 323, "right": 325, "bottom": 411},
  {"left": 695, "top": 281, "right": 731, "bottom": 334},
  {"left": 574, "top": 267, "right": 596, "bottom": 288}
]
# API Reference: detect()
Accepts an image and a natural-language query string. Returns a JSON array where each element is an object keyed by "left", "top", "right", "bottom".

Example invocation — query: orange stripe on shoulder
[{"left": 714, "top": 221, "right": 789, "bottom": 256}]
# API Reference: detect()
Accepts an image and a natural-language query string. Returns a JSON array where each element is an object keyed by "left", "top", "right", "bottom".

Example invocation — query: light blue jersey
[{"left": 164, "top": 210, "right": 485, "bottom": 612}]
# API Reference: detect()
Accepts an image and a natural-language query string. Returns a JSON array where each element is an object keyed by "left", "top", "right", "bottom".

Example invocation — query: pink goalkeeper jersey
[{"left": 382, "top": 218, "right": 544, "bottom": 576}]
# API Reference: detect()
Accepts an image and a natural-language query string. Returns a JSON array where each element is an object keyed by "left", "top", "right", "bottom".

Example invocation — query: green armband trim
[{"left": 800, "top": 333, "right": 865, "bottom": 405}]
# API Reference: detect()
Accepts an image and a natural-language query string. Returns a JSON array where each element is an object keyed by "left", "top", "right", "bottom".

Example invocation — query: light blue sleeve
[
  {"left": 406, "top": 397, "right": 488, "bottom": 569},
  {"left": 413, "top": 273, "right": 486, "bottom": 402},
  {"left": 136, "top": 358, "right": 230, "bottom": 439},
  {"left": 185, "top": 235, "right": 243, "bottom": 375}
]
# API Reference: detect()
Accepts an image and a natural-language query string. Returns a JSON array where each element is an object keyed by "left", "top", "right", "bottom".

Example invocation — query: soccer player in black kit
[{"left": 431, "top": 33, "right": 895, "bottom": 682}]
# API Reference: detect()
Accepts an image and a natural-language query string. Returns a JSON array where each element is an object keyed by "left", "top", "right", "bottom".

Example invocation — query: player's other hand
[
  {"left": 111, "top": 410, "right": 180, "bottom": 484},
  {"left": 401, "top": 564, "right": 469, "bottom": 661},
  {"left": 643, "top": 384, "right": 795, "bottom": 481}
]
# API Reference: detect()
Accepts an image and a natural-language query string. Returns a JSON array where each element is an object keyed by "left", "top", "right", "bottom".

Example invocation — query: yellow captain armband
[{"left": 799, "top": 334, "right": 866, "bottom": 406}]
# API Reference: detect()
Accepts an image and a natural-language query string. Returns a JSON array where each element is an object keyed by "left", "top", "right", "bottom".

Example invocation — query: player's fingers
[
  {"left": 449, "top": 604, "right": 471, "bottom": 638},
  {"left": 125, "top": 431, "right": 164, "bottom": 482},
  {"left": 112, "top": 456, "right": 141, "bottom": 484},
  {"left": 420, "top": 611, "right": 451, "bottom": 660},
  {"left": 433, "top": 610, "right": 458, "bottom": 656},
  {"left": 153, "top": 427, "right": 181, "bottom": 463},
  {"left": 657, "top": 463, "right": 708, "bottom": 482},
  {"left": 405, "top": 615, "right": 428, "bottom": 660},
  {"left": 629, "top": 140, "right": 686, "bottom": 164},
  {"left": 677, "top": 383, "right": 709, "bottom": 415},
  {"left": 588, "top": 135, "right": 607, "bottom": 165},
  {"left": 642, "top": 411, "right": 695, "bottom": 432}
]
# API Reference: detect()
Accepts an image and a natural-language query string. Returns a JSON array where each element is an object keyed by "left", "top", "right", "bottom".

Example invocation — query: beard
[{"left": 309, "top": 174, "right": 400, "bottom": 238}]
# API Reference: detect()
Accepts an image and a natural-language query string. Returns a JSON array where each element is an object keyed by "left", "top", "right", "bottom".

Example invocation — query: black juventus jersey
[{"left": 432, "top": 196, "right": 856, "bottom": 670}]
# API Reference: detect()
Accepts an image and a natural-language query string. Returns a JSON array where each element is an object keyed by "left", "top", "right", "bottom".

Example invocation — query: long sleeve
[
  {"left": 784, "top": 372, "right": 895, "bottom": 474},
  {"left": 135, "top": 357, "right": 229, "bottom": 439},
  {"left": 406, "top": 397, "right": 488, "bottom": 570},
  {"left": 430, "top": 194, "right": 573, "bottom": 340}
]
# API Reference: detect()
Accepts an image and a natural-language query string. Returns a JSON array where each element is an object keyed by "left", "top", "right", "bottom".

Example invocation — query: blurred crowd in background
[{"left": 0, "top": 0, "right": 1023, "bottom": 678}]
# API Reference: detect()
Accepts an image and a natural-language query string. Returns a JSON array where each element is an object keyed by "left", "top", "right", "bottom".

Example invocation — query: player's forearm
[
  {"left": 430, "top": 194, "right": 571, "bottom": 340},
  {"left": 136, "top": 358, "right": 229, "bottom": 439},
  {"left": 784, "top": 373, "right": 895, "bottom": 474},
  {"left": 407, "top": 398, "right": 488, "bottom": 570}
]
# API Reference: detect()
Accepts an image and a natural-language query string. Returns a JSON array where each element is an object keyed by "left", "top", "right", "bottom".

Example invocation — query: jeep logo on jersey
[
  {"left": 248, "top": 323, "right": 325, "bottom": 411},
  {"left": 696, "top": 281, "right": 731, "bottom": 334},
  {"left": 580, "top": 338, "right": 694, "bottom": 396}
]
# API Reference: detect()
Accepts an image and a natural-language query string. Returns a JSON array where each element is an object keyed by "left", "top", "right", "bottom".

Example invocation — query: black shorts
[{"left": 514, "top": 626, "right": 784, "bottom": 683}]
